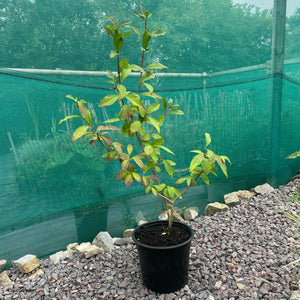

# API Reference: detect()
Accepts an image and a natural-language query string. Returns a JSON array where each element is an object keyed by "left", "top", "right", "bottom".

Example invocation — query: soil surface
[{"left": 134, "top": 223, "right": 191, "bottom": 247}]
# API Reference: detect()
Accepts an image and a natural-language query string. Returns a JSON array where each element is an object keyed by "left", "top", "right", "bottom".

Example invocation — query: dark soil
[{"left": 134, "top": 223, "right": 191, "bottom": 247}]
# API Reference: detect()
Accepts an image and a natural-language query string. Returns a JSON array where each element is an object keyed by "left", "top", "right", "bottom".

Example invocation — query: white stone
[
  {"left": 123, "top": 229, "right": 134, "bottom": 238},
  {"left": 158, "top": 212, "right": 168, "bottom": 220},
  {"left": 205, "top": 202, "right": 229, "bottom": 216},
  {"left": 138, "top": 220, "right": 147, "bottom": 225},
  {"left": 12, "top": 254, "right": 39, "bottom": 274},
  {"left": 235, "top": 190, "right": 255, "bottom": 202},
  {"left": 251, "top": 183, "right": 274, "bottom": 195},
  {"left": 28, "top": 269, "right": 44, "bottom": 280},
  {"left": 183, "top": 208, "right": 198, "bottom": 221},
  {"left": 113, "top": 237, "right": 133, "bottom": 246},
  {"left": 92, "top": 231, "right": 114, "bottom": 253},
  {"left": 0, "top": 260, "right": 6, "bottom": 272},
  {"left": 74, "top": 242, "right": 101, "bottom": 258},
  {"left": 0, "top": 271, "right": 13, "bottom": 287},
  {"left": 50, "top": 250, "right": 70, "bottom": 264},
  {"left": 224, "top": 192, "right": 240, "bottom": 207},
  {"left": 67, "top": 243, "right": 78, "bottom": 255}
]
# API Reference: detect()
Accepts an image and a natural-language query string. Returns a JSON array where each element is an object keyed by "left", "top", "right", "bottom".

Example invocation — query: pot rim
[{"left": 132, "top": 220, "right": 194, "bottom": 250}]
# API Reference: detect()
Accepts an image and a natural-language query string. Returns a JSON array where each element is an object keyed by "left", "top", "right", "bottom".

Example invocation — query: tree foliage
[{"left": 0, "top": 0, "right": 296, "bottom": 72}]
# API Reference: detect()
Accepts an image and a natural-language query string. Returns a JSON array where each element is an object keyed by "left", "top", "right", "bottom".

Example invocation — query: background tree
[{"left": 0, "top": 0, "right": 274, "bottom": 72}]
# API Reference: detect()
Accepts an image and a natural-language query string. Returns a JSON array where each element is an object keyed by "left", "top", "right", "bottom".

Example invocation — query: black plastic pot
[{"left": 132, "top": 220, "right": 194, "bottom": 293}]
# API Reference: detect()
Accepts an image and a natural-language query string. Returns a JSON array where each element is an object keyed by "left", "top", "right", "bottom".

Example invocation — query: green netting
[{"left": 1, "top": 0, "right": 300, "bottom": 262}]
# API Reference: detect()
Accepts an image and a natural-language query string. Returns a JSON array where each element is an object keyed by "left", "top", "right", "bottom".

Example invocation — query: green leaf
[
  {"left": 146, "top": 117, "right": 160, "bottom": 133},
  {"left": 132, "top": 11, "right": 145, "bottom": 20},
  {"left": 130, "top": 121, "right": 141, "bottom": 134},
  {"left": 127, "top": 144, "right": 133, "bottom": 156},
  {"left": 121, "top": 159, "right": 130, "bottom": 171},
  {"left": 113, "top": 29, "right": 123, "bottom": 52},
  {"left": 190, "top": 153, "right": 204, "bottom": 172},
  {"left": 122, "top": 31, "right": 132, "bottom": 39},
  {"left": 150, "top": 29, "right": 166, "bottom": 37},
  {"left": 203, "top": 159, "right": 212, "bottom": 175},
  {"left": 97, "top": 125, "right": 120, "bottom": 132},
  {"left": 175, "top": 178, "right": 187, "bottom": 185},
  {"left": 132, "top": 172, "right": 142, "bottom": 183},
  {"left": 120, "top": 69, "right": 131, "bottom": 82},
  {"left": 163, "top": 160, "right": 173, "bottom": 176},
  {"left": 117, "top": 85, "right": 127, "bottom": 99},
  {"left": 103, "top": 118, "right": 120, "bottom": 123},
  {"left": 154, "top": 184, "right": 166, "bottom": 192},
  {"left": 158, "top": 145, "right": 174, "bottom": 155},
  {"left": 146, "top": 103, "right": 160, "bottom": 114},
  {"left": 151, "top": 187, "right": 158, "bottom": 197},
  {"left": 110, "top": 50, "right": 118, "bottom": 58},
  {"left": 145, "top": 63, "right": 168, "bottom": 70},
  {"left": 167, "top": 186, "right": 175, "bottom": 199},
  {"left": 143, "top": 82, "right": 153, "bottom": 93},
  {"left": 169, "top": 109, "right": 184, "bottom": 115},
  {"left": 141, "top": 71, "right": 155, "bottom": 82},
  {"left": 141, "top": 91, "right": 161, "bottom": 99},
  {"left": 126, "top": 93, "right": 143, "bottom": 107},
  {"left": 126, "top": 26, "right": 142, "bottom": 36},
  {"left": 72, "top": 126, "right": 89, "bottom": 143},
  {"left": 105, "top": 14, "right": 118, "bottom": 27},
  {"left": 129, "top": 64, "right": 145, "bottom": 73},
  {"left": 201, "top": 173, "right": 210, "bottom": 185},
  {"left": 58, "top": 115, "right": 80, "bottom": 125},
  {"left": 99, "top": 94, "right": 119, "bottom": 107},
  {"left": 151, "top": 138, "right": 164, "bottom": 147},
  {"left": 161, "top": 97, "right": 167, "bottom": 111},
  {"left": 144, "top": 144, "right": 153, "bottom": 156},
  {"left": 142, "top": 27, "right": 151, "bottom": 49},
  {"left": 133, "top": 156, "right": 144, "bottom": 171},
  {"left": 205, "top": 133, "right": 211, "bottom": 147},
  {"left": 119, "top": 20, "right": 132, "bottom": 27}
]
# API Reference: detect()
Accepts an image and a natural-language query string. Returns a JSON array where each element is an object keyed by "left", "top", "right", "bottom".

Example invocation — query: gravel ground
[{"left": 1, "top": 178, "right": 300, "bottom": 299}]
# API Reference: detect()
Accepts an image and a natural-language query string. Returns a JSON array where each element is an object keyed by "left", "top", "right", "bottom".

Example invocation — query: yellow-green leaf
[
  {"left": 58, "top": 115, "right": 80, "bottom": 125},
  {"left": 145, "top": 62, "right": 168, "bottom": 70},
  {"left": 146, "top": 103, "right": 160, "bottom": 114},
  {"left": 144, "top": 144, "right": 153, "bottom": 156},
  {"left": 99, "top": 94, "right": 119, "bottom": 107},
  {"left": 130, "top": 121, "right": 141, "bottom": 134},
  {"left": 205, "top": 133, "right": 211, "bottom": 147},
  {"left": 72, "top": 126, "right": 89, "bottom": 143}
]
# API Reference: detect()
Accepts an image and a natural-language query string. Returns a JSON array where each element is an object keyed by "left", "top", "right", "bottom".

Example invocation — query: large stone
[
  {"left": 50, "top": 250, "right": 71, "bottom": 264},
  {"left": 113, "top": 237, "right": 133, "bottom": 246},
  {"left": 235, "top": 190, "right": 255, "bottom": 202},
  {"left": 67, "top": 243, "right": 79, "bottom": 255},
  {"left": 158, "top": 210, "right": 183, "bottom": 221},
  {"left": 12, "top": 254, "right": 39, "bottom": 274},
  {"left": 0, "top": 260, "right": 6, "bottom": 272},
  {"left": 183, "top": 208, "right": 199, "bottom": 221},
  {"left": 224, "top": 192, "right": 240, "bottom": 207},
  {"left": 251, "top": 183, "right": 274, "bottom": 195},
  {"left": 28, "top": 269, "right": 44, "bottom": 280},
  {"left": 0, "top": 271, "right": 13, "bottom": 287},
  {"left": 205, "top": 202, "right": 229, "bottom": 216},
  {"left": 74, "top": 242, "right": 101, "bottom": 259},
  {"left": 123, "top": 229, "right": 134, "bottom": 238},
  {"left": 92, "top": 231, "right": 114, "bottom": 253}
]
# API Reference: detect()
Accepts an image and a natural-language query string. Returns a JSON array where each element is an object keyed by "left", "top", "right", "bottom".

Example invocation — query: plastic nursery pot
[{"left": 132, "top": 220, "right": 194, "bottom": 294}]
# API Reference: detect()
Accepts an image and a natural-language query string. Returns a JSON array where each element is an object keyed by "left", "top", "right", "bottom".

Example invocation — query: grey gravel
[{"left": 1, "top": 179, "right": 300, "bottom": 299}]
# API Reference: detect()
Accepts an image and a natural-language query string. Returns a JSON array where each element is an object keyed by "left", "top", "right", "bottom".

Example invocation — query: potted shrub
[{"left": 59, "top": 6, "right": 230, "bottom": 293}]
